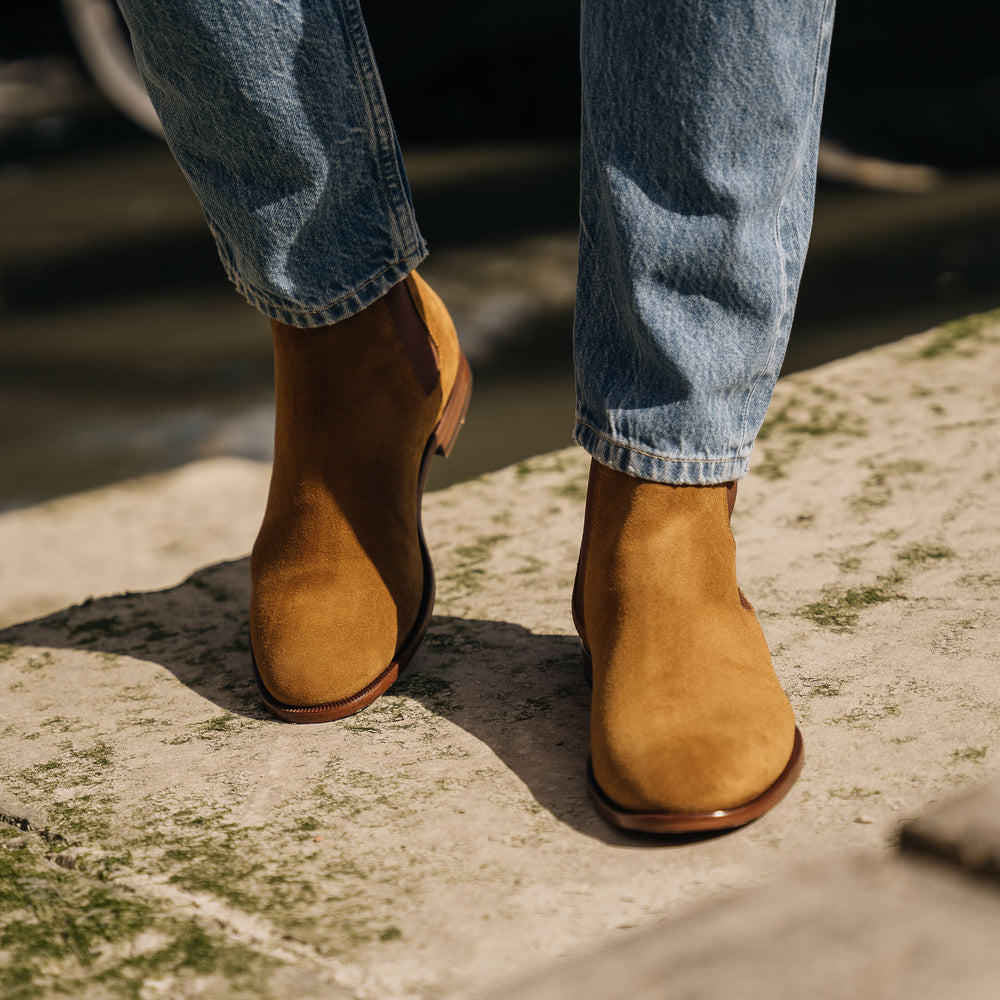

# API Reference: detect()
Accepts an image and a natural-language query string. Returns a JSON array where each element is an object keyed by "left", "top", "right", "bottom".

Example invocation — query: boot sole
[
  {"left": 252, "top": 351, "right": 473, "bottom": 723},
  {"left": 581, "top": 643, "right": 804, "bottom": 834}
]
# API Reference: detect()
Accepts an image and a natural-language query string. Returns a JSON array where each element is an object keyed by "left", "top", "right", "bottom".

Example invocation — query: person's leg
[
  {"left": 574, "top": 0, "right": 835, "bottom": 831},
  {"left": 576, "top": 0, "right": 834, "bottom": 480},
  {"left": 115, "top": 0, "right": 425, "bottom": 323},
  {"left": 116, "top": 0, "right": 471, "bottom": 718}
]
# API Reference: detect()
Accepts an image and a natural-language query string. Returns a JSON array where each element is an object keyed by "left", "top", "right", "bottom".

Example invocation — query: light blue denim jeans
[{"left": 116, "top": 0, "right": 835, "bottom": 485}]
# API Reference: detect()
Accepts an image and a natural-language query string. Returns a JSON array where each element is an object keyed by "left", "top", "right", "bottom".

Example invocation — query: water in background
[{"left": 3, "top": 57, "right": 1000, "bottom": 510}]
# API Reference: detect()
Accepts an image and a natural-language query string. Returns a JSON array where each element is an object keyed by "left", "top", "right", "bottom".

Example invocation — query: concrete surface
[
  {"left": 488, "top": 853, "right": 1000, "bottom": 1000},
  {"left": 1, "top": 309, "right": 999, "bottom": 999}
]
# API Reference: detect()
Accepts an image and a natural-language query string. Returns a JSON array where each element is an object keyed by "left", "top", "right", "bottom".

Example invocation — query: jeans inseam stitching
[
  {"left": 743, "top": 189, "right": 790, "bottom": 450},
  {"left": 575, "top": 417, "right": 749, "bottom": 466},
  {"left": 342, "top": 0, "right": 417, "bottom": 262},
  {"left": 735, "top": 3, "right": 834, "bottom": 458}
]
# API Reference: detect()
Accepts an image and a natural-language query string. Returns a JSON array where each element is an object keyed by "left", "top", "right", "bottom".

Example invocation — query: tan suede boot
[
  {"left": 572, "top": 459, "right": 803, "bottom": 833},
  {"left": 250, "top": 272, "right": 471, "bottom": 722}
]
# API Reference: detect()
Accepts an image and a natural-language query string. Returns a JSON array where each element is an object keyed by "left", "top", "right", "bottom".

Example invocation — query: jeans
[{"left": 115, "top": 0, "right": 835, "bottom": 485}]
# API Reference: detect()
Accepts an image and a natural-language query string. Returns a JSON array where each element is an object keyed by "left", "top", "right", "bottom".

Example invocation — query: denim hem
[
  {"left": 573, "top": 419, "right": 750, "bottom": 485},
  {"left": 219, "top": 244, "right": 428, "bottom": 328}
]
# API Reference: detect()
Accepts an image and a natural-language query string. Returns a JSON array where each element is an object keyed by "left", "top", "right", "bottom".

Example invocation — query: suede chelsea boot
[
  {"left": 572, "top": 460, "right": 803, "bottom": 833},
  {"left": 250, "top": 272, "right": 471, "bottom": 722}
]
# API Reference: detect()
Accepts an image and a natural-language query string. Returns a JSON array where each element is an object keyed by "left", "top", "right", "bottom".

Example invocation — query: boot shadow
[{"left": 1, "top": 558, "right": 729, "bottom": 846}]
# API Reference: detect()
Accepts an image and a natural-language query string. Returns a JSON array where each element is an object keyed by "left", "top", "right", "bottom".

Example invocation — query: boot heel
[{"left": 433, "top": 352, "right": 472, "bottom": 457}]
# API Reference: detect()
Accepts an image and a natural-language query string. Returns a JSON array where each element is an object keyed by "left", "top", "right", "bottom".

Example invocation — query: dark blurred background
[{"left": 2, "top": 1, "right": 1000, "bottom": 511}]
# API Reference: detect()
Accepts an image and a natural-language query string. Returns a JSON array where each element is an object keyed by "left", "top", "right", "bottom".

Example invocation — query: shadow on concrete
[{"left": 1, "top": 557, "right": 734, "bottom": 848}]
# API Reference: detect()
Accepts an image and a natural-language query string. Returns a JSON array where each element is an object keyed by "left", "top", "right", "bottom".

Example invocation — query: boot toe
[
  {"left": 251, "top": 577, "right": 405, "bottom": 709},
  {"left": 592, "top": 699, "right": 797, "bottom": 815}
]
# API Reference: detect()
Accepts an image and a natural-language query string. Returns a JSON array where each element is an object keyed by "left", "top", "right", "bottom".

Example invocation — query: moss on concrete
[
  {"left": 806, "top": 681, "right": 844, "bottom": 698},
  {"left": 754, "top": 393, "right": 868, "bottom": 480},
  {"left": 553, "top": 480, "right": 587, "bottom": 501},
  {"left": 798, "top": 574, "right": 906, "bottom": 632},
  {"left": 801, "top": 535, "right": 957, "bottom": 631},
  {"left": 757, "top": 395, "right": 867, "bottom": 442},
  {"left": 896, "top": 543, "right": 955, "bottom": 566},
  {"left": 0, "top": 834, "right": 280, "bottom": 1000},
  {"left": 443, "top": 533, "right": 511, "bottom": 597},
  {"left": 850, "top": 461, "right": 926, "bottom": 514},
  {"left": 917, "top": 308, "right": 1000, "bottom": 359},
  {"left": 829, "top": 786, "right": 882, "bottom": 800}
]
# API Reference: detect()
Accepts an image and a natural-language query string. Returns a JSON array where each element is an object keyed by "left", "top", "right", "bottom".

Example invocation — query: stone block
[
  {"left": 488, "top": 855, "right": 1000, "bottom": 1000},
  {"left": 902, "top": 780, "right": 1000, "bottom": 880}
]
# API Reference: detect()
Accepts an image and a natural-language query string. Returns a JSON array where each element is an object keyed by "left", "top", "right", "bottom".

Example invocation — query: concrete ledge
[
  {"left": 902, "top": 780, "right": 1000, "bottom": 880},
  {"left": 1, "top": 310, "right": 999, "bottom": 998},
  {"left": 0, "top": 457, "right": 269, "bottom": 629},
  {"left": 488, "top": 853, "right": 1000, "bottom": 1000}
]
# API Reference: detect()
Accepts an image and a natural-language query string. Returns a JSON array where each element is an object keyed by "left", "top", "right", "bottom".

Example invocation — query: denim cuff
[
  {"left": 214, "top": 234, "right": 428, "bottom": 329},
  {"left": 573, "top": 418, "right": 751, "bottom": 485}
]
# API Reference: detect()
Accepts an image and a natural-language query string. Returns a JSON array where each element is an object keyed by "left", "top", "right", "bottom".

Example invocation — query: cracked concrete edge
[
  {"left": 2, "top": 307, "right": 1000, "bottom": 998},
  {"left": 481, "top": 772, "right": 1000, "bottom": 1000},
  {"left": 484, "top": 849, "right": 1000, "bottom": 1000},
  {"left": 0, "top": 816, "right": 351, "bottom": 1000}
]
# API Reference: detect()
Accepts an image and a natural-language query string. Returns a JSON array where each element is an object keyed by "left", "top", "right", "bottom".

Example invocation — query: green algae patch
[
  {"left": 553, "top": 479, "right": 587, "bottom": 501},
  {"left": 0, "top": 840, "right": 278, "bottom": 1000},
  {"left": 754, "top": 393, "right": 868, "bottom": 480},
  {"left": 393, "top": 671, "right": 457, "bottom": 711},
  {"left": 342, "top": 693, "right": 414, "bottom": 731},
  {"left": 76, "top": 738, "right": 115, "bottom": 770},
  {"left": 67, "top": 613, "right": 180, "bottom": 648},
  {"left": 512, "top": 696, "right": 555, "bottom": 722},
  {"left": 806, "top": 680, "right": 843, "bottom": 698},
  {"left": 40, "top": 715, "right": 83, "bottom": 734},
  {"left": 849, "top": 460, "right": 926, "bottom": 515},
  {"left": 147, "top": 818, "right": 320, "bottom": 917},
  {"left": 443, "top": 533, "right": 511, "bottom": 597},
  {"left": 514, "top": 554, "right": 544, "bottom": 576},
  {"left": 896, "top": 543, "right": 955, "bottom": 566},
  {"left": 0, "top": 850, "right": 148, "bottom": 1000},
  {"left": 453, "top": 534, "right": 510, "bottom": 563},
  {"left": 194, "top": 712, "right": 244, "bottom": 738},
  {"left": 758, "top": 394, "right": 868, "bottom": 442},
  {"left": 830, "top": 701, "right": 901, "bottom": 728},
  {"left": 18, "top": 737, "right": 114, "bottom": 787},
  {"left": 917, "top": 308, "right": 1000, "bottom": 359},
  {"left": 798, "top": 574, "right": 906, "bottom": 632},
  {"left": 10, "top": 740, "right": 124, "bottom": 841},
  {"left": 799, "top": 534, "right": 954, "bottom": 633},
  {"left": 106, "top": 798, "right": 391, "bottom": 943},
  {"left": 829, "top": 786, "right": 881, "bottom": 800},
  {"left": 22, "top": 651, "right": 54, "bottom": 672}
]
